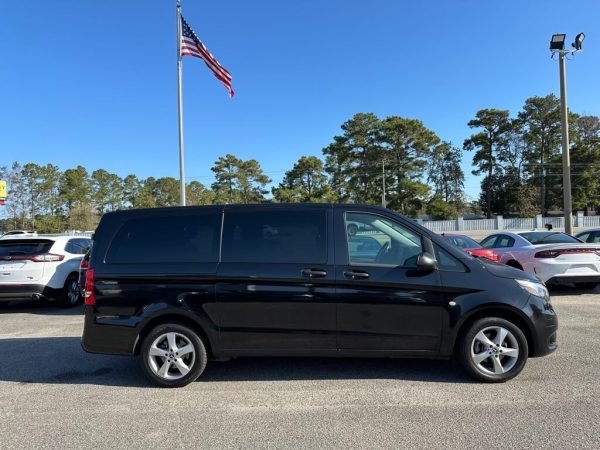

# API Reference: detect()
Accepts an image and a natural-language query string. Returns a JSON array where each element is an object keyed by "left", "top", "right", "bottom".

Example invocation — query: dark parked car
[{"left": 81, "top": 204, "right": 558, "bottom": 387}]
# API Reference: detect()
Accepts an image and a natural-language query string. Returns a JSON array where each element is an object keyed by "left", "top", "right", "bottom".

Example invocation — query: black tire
[
  {"left": 347, "top": 224, "right": 358, "bottom": 236},
  {"left": 140, "top": 323, "right": 207, "bottom": 388},
  {"left": 60, "top": 274, "right": 81, "bottom": 308},
  {"left": 458, "top": 317, "right": 528, "bottom": 383},
  {"left": 574, "top": 282, "right": 598, "bottom": 290}
]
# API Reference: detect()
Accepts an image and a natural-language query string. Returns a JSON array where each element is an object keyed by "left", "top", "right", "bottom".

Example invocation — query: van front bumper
[{"left": 527, "top": 296, "right": 559, "bottom": 357}]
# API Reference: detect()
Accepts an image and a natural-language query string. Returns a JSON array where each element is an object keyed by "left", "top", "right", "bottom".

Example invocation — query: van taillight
[
  {"left": 84, "top": 269, "right": 95, "bottom": 306},
  {"left": 80, "top": 258, "right": 89, "bottom": 270}
]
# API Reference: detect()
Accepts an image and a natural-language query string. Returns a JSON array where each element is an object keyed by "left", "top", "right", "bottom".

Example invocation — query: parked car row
[{"left": 441, "top": 229, "right": 600, "bottom": 290}]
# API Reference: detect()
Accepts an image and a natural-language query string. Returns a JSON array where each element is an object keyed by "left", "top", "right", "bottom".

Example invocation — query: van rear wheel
[
  {"left": 140, "top": 323, "right": 207, "bottom": 388},
  {"left": 458, "top": 317, "right": 528, "bottom": 383}
]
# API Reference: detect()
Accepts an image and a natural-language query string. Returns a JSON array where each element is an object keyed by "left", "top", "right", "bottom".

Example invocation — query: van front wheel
[
  {"left": 458, "top": 317, "right": 528, "bottom": 383},
  {"left": 140, "top": 323, "right": 207, "bottom": 388}
]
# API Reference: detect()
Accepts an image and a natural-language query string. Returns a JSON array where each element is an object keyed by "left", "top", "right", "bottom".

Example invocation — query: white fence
[
  {"left": 419, "top": 213, "right": 600, "bottom": 233},
  {"left": 37, "top": 231, "right": 94, "bottom": 238},
  {"left": 582, "top": 215, "right": 600, "bottom": 228}
]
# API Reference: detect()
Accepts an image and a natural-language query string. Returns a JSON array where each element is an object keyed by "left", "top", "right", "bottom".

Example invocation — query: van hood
[{"left": 478, "top": 259, "right": 542, "bottom": 283}]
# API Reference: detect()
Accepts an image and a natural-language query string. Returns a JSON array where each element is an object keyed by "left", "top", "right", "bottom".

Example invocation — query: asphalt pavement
[{"left": 1, "top": 287, "right": 599, "bottom": 449}]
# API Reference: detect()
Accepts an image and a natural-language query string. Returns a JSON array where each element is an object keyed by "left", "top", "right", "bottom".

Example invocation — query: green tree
[
  {"left": 186, "top": 181, "right": 215, "bottom": 205},
  {"left": 321, "top": 113, "right": 383, "bottom": 204},
  {"left": 211, "top": 154, "right": 242, "bottom": 204},
  {"left": 153, "top": 177, "right": 180, "bottom": 207},
  {"left": 237, "top": 159, "right": 271, "bottom": 203},
  {"left": 426, "top": 195, "right": 457, "bottom": 220},
  {"left": 380, "top": 116, "right": 439, "bottom": 214},
  {"left": 427, "top": 142, "right": 465, "bottom": 204},
  {"left": 91, "top": 169, "right": 124, "bottom": 214},
  {"left": 211, "top": 154, "right": 271, "bottom": 204},
  {"left": 464, "top": 109, "right": 512, "bottom": 218},
  {"left": 571, "top": 115, "right": 600, "bottom": 213},
  {"left": 518, "top": 95, "right": 562, "bottom": 214},
  {"left": 272, "top": 156, "right": 333, "bottom": 202},
  {"left": 122, "top": 174, "right": 142, "bottom": 208},
  {"left": 60, "top": 166, "right": 92, "bottom": 211},
  {"left": 18, "top": 163, "right": 64, "bottom": 232},
  {"left": 323, "top": 136, "right": 352, "bottom": 202},
  {"left": 340, "top": 113, "right": 383, "bottom": 203},
  {"left": 134, "top": 177, "right": 158, "bottom": 208},
  {"left": 322, "top": 113, "right": 440, "bottom": 213},
  {"left": 67, "top": 203, "right": 100, "bottom": 231}
]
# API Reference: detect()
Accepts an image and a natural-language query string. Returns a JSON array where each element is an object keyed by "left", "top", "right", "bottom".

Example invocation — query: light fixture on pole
[{"left": 549, "top": 32, "right": 585, "bottom": 235}]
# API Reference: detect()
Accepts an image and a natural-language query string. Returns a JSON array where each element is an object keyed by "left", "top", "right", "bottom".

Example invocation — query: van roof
[{"left": 101, "top": 203, "right": 394, "bottom": 218}]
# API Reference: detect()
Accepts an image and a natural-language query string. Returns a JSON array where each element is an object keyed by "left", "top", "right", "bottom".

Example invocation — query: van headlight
[{"left": 516, "top": 279, "right": 550, "bottom": 301}]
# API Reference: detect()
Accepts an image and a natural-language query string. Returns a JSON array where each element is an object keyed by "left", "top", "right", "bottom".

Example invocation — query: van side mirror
[{"left": 416, "top": 252, "right": 438, "bottom": 272}]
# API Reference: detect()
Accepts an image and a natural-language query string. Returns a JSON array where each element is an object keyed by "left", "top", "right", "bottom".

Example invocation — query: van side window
[
  {"left": 435, "top": 245, "right": 467, "bottom": 272},
  {"left": 222, "top": 210, "right": 326, "bottom": 263},
  {"left": 106, "top": 214, "right": 221, "bottom": 263},
  {"left": 345, "top": 212, "right": 422, "bottom": 267}
]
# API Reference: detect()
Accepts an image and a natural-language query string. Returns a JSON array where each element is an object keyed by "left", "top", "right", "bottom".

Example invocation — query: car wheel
[
  {"left": 458, "top": 317, "right": 528, "bottom": 383},
  {"left": 347, "top": 224, "right": 358, "bottom": 236},
  {"left": 140, "top": 323, "right": 207, "bottom": 388},
  {"left": 60, "top": 274, "right": 81, "bottom": 308},
  {"left": 574, "top": 282, "right": 598, "bottom": 290}
]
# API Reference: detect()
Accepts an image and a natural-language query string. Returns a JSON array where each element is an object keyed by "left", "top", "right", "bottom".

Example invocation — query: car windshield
[
  {"left": 443, "top": 235, "right": 481, "bottom": 249},
  {"left": 519, "top": 232, "right": 581, "bottom": 245}
]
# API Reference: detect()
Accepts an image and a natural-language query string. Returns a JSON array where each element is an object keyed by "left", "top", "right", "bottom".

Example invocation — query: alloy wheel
[
  {"left": 470, "top": 326, "right": 520, "bottom": 375},
  {"left": 147, "top": 332, "right": 196, "bottom": 381}
]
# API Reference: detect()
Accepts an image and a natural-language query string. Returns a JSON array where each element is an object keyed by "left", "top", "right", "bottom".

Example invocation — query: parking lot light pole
[
  {"left": 558, "top": 53, "right": 572, "bottom": 234},
  {"left": 550, "top": 32, "right": 585, "bottom": 235}
]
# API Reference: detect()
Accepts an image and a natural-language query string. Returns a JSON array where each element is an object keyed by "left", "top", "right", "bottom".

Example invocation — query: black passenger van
[{"left": 81, "top": 204, "right": 557, "bottom": 387}]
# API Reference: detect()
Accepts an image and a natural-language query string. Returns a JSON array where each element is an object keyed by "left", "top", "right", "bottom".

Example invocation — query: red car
[{"left": 441, "top": 233, "right": 501, "bottom": 263}]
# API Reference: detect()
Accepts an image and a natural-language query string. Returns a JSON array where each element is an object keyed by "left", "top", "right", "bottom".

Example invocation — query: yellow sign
[{"left": 0, "top": 180, "right": 6, "bottom": 199}]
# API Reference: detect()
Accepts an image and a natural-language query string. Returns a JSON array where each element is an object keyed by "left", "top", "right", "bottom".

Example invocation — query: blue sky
[{"left": 1, "top": 0, "right": 599, "bottom": 202}]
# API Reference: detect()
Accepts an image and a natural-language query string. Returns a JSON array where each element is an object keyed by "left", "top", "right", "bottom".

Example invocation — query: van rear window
[{"left": 105, "top": 213, "right": 221, "bottom": 263}]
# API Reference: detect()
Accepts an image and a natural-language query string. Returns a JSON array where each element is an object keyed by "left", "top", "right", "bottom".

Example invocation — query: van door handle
[
  {"left": 343, "top": 270, "right": 369, "bottom": 280},
  {"left": 301, "top": 268, "right": 327, "bottom": 278}
]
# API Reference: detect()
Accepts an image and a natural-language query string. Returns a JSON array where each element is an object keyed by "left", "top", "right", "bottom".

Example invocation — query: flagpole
[{"left": 176, "top": 0, "right": 186, "bottom": 206}]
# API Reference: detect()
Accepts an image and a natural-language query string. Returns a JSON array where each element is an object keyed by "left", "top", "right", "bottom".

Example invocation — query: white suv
[{"left": 0, "top": 235, "right": 92, "bottom": 308}]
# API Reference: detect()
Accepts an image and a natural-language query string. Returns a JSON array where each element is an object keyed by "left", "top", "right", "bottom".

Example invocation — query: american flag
[{"left": 180, "top": 16, "right": 234, "bottom": 97}]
